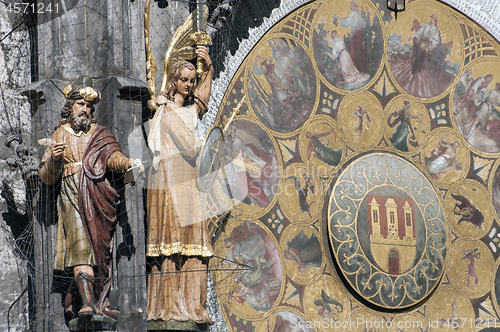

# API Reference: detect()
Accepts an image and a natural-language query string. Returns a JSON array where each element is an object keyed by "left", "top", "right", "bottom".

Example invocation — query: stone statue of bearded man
[{"left": 38, "top": 77, "right": 141, "bottom": 320}]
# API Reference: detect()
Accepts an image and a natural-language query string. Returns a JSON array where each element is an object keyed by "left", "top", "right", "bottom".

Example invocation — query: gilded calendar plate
[
  {"left": 207, "top": 0, "right": 500, "bottom": 329},
  {"left": 326, "top": 153, "right": 447, "bottom": 309}
]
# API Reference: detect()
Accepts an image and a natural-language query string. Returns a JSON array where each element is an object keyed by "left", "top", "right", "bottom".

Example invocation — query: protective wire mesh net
[{"left": 0, "top": 0, "right": 265, "bottom": 330}]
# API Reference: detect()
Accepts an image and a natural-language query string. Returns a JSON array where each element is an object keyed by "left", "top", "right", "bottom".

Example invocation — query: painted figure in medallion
[
  {"left": 38, "top": 80, "right": 141, "bottom": 319},
  {"left": 314, "top": 290, "right": 343, "bottom": 320},
  {"left": 233, "top": 283, "right": 272, "bottom": 312},
  {"left": 312, "top": 0, "right": 383, "bottom": 90},
  {"left": 464, "top": 82, "right": 500, "bottom": 142},
  {"left": 454, "top": 72, "right": 492, "bottom": 130},
  {"left": 388, "top": 12, "right": 458, "bottom": 98},
  {"left": 453, "top": 71, "right": 500, "bottom": 153},
  {"left": 231, "top": 246, "right": 280, "bottom": 312},
  {"left": 328, "top": 30, "right": 370, "bottom": 85},
  {"left": 222, "top": 124, "right": 279, "bottom": 209},
  {"left": 408, "top": 14, "right": 442, "bottom": 74},
  {"left": 222, "top": 221, "right": 282, "bottom": 313},
  {"left": 353, "top": 105, "right": 371, "bottom": 136},
  {"left": 462, "top": 248, "right": 480, "bottom": 288},
  {"left": 387, "top": 100, "right": 423, "bottom": 152},
  {"left": 284, "top": 175, "right": 317, "bottom": 218},
  {"left": 146, "top": 46, "right": 214, "bottom": 324},
  {"left": 455, "top": 74, "right": 493, "bottom": 121},
  {"left": 249, "top": 38, "right": 316, "bottom": 133},
  {"left": 451, "top": 193, "right": 484, "bottom": 229},
  {"left": 284, "top": 230, "right": 322, "bottom": 273},
  {"left": 425, "top": 134, "right": 463, "bottom": 179},
  {"left": 333, "top": 0, "right": 367, "bottom": 72},
  {"left": 305, "top": 125, "right": 342, "bottom": 166}
]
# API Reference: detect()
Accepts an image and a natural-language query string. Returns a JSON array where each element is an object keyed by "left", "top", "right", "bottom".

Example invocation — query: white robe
[{"left": 331, "top": 38, "right": 369, "bottom": 84}]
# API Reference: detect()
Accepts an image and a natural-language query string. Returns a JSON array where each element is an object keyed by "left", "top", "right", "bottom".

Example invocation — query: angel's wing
[
  {"left": 144, "top": 3, "right": 209, "bottom": 112},
  {"left": 161, "top": 5, "right": 209, "bottom": 92}
]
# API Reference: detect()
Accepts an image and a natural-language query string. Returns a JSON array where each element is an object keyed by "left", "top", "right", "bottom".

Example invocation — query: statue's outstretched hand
[{"left": 130, "top": 158, "right": 145, "bottom": 174}]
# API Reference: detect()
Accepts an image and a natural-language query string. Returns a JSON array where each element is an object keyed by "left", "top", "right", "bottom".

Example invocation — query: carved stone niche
[{"left": 24, "top": 77, "right": 149, "bottom": 332}]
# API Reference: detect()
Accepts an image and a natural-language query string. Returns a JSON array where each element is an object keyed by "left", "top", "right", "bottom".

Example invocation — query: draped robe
[
  {"left": 146, "top": 96, "right": 213, "bottom": 323},
  {"left": 38, "top": 123, "right": 131, "bottom": 312}
]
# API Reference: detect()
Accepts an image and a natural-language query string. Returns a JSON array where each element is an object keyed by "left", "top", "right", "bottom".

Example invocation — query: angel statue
[{"left": 144, "top": 1, "right": 214, "bottom": 328}]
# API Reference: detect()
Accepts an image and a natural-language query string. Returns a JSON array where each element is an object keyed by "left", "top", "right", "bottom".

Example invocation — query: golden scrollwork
[{"left": 191, "top": 31, "right": 212, "bottom": 76}]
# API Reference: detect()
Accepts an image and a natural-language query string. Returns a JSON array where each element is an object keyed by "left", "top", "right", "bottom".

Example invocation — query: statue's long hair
[{"left": 162, "top": 60, "right": 196, "bottom": 105}]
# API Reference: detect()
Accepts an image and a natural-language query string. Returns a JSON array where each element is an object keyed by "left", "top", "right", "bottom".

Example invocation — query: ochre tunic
[{"left": 38, "top": 123, "right": 131, "bottom": 271}]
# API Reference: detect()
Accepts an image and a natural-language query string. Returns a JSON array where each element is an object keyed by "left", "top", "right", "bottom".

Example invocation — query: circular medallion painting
[
  {"left": 221, "top": 118, "right": 280, "bottom": 218},
  {"left": 447, "top": 238, "right": 494, "bottom": 298},
  {"left": 445, "top": 179, "right": 493, "bottom": 239},
  {"left": 246, "top": 37, "right": 317, "bottom": 135},
  {"left": 384, "top": 95, "right": 430, "bottom": 155},
  {"left": 212, "top": 219, "right": 283, "bottom": 319},
  {"left": 311, "top": 0, "right": 383, "bottom": 92},
  {"left": 451, "top": 58, "right": 500, "bottom": 155},
  {"left": 279, "top": 164, "right": 323, "bottom": 223},
  {"left": 337, "top": 91, "right": 384, "bottom": 150},
  {"left": 387, "top": 0, "right": 462, "bottom": 100},
  {"left": 327, "top": 153, "right": 447, "bottom": 309}
]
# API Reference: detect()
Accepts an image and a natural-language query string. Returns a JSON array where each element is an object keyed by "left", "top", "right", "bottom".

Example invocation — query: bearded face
[{"left": 69, "top": 101, "right": 93, "bottom": 133}]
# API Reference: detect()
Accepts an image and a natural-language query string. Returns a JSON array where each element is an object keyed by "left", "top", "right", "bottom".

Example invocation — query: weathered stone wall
[
  {"left": 37, "top": 0, "right": 145, "bottom": 81},
  {"left": 0, "top": 3, "right": 35, "bottom": 331}
]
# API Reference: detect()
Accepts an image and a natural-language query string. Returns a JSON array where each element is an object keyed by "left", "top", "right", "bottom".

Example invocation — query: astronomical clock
[{"left": 202, "top": 0, "right": 500, "bottom": 330}]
